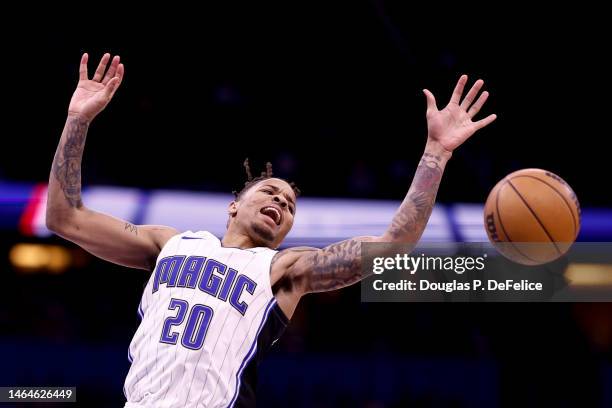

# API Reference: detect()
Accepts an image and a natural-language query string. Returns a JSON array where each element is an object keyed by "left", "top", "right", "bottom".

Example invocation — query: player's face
[{"left": 233, "top": 178, "right": 297, "bottom": 248}]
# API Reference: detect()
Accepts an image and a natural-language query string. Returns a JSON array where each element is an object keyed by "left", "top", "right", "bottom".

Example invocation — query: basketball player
[{"left": 46, "top": 53, "right": 496, "bottom": 407}]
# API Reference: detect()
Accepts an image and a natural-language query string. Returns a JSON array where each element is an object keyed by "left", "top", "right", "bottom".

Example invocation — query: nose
[{"left": 273, "top": 195, "right": 287, "bottom": 208}]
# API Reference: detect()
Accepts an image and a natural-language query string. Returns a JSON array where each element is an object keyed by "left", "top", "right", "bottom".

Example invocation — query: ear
[{"left": 228, "top": 200, "right": 239, "bottom": 217}]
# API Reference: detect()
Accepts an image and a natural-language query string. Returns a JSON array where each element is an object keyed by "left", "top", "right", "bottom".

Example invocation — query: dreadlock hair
[{"left": 232, "top": 158, "right": 301, "bottom": 200}]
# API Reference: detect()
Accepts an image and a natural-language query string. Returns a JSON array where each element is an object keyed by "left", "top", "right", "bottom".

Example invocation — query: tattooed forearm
[
  {"left": 51, "top": 115, "right": 90, "bottom": 208},
  {"left": 124, "top": 223, "right": 138, "bottom": 235},
  {"left": 385, "top": 150, "right": 447, "bottom": 242}
]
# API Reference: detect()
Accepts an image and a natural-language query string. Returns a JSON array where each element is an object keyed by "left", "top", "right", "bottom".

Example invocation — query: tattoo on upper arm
[
  {"left": 272, "top": 243, "right": 364, "bottom": 293},
  {"left": 124, "top": 223, "right": 138, "bottom": 235},
  {"left": 52, "top": 116, "right": 89, "bottom": 208},
  {"left": 388, "top": 153, "right": 443, "bottom": 240},
  {"left": 306, "top": 239, "right": 363, "bottom": 293}
]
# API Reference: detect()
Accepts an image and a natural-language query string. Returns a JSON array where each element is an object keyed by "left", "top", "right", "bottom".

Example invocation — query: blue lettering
[
  {"left": 178, "top": 256, "right": 206, "bottom": 288},
  {"left": 153, "top": 255, "right": 186, "bottom": 292},
  {"left": 218, "top": 268, "right": 238, "bottom": 301},
  {"left": 230, "top": 275, "right": 257, "bottom": 315},
  {"left": 198, "top": 259, "right": 226, "bottom": 296},
  {"left": 152, "top": 256, "right": 256, "bottom": 316}
]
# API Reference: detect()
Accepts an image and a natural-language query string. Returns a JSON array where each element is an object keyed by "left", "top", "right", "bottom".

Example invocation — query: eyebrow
[{"left": 262, "top": 184, "right": 296, "bottom": 207}]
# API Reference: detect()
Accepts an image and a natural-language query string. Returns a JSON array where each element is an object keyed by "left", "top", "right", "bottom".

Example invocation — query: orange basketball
[{"left": 483, "top": 168, "right": 581, "bottom": 265}]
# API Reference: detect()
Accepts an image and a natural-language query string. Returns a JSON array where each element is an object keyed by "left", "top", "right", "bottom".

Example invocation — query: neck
[{"left": 221, "top": 230, "right": 258, "bottom": 249}]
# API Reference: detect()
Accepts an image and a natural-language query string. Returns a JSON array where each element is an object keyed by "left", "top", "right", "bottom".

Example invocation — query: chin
[{"left": 251, "top": 222, "right": 276, "bottom": 246}]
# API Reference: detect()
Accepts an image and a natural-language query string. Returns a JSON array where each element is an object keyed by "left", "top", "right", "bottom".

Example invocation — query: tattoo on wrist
[{"left": 423, "top": 152, "right": 441, "bottom": 161}]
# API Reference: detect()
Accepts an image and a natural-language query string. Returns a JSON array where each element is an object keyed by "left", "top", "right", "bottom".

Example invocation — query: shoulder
[
  {"left": 149, "top": 228, "right": 222, "bottom": 255},
  {"left": 182, "top": 230, "right": 220, "bottom": 242},
  {"left": 270, "top": 246, "right": 320, "bottom": 290},
  {"left": 143, "top": 225, "right": 181, "bottom": 249},
  {"left": 271, "top": 246, "right": 319, "bottom": 268}
]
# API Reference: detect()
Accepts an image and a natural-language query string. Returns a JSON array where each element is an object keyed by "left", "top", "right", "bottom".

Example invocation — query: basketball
[{"left": 484, "top": 168, "right": 581, "bottom": 265}]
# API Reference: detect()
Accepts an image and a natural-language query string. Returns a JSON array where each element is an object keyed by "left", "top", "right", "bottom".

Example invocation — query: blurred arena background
[{"left": 1, "top": 3, "right": 611, "bottom": 407}]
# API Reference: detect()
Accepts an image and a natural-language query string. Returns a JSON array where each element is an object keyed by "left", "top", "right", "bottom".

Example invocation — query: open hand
[
  {"left": 68, "top": 53, "right": 124, "bottom": 122},
  {"left": 423, "top": 75, "right": 496, "bottom": 153}
]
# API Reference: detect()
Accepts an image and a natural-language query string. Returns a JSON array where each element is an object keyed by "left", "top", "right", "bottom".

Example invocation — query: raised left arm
[{"left": 274, "top": 75, "right": 496, "bottom": 295}]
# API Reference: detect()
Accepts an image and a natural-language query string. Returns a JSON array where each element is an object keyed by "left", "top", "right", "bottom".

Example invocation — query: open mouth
[{"left": 260, "top": 206, "right": 282, "bottom": 226}]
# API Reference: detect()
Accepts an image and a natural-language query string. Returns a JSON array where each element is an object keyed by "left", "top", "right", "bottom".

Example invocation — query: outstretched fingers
[
  {"left": 423, "top": 89, "right": 438, "bottom": 114},
  {"left": 103, "top": 63, "right": 124, "bottom": 99},
  {"left": 473, "top": 113, "right": 497, "bottom": 130},
  {"left": 449, "top": 74, "right": 468, "bottom": 105},
  {"left": 102, "top": 55, "right": 120, "bottom": 85},
  {"left": 467, "top": 91, "right": 489, "bottom": 118},
  {"left": 116, "top": 63, "right": 124, "bottom": 81},
  {"left": 460, "top": 79, "right": 484, "bottom": 110},
  {"left": 79, "top": 53, "right": 89, "bottom": 81},
  {"left": 92, "top": 53, "right": 111, "bottom": 82}
]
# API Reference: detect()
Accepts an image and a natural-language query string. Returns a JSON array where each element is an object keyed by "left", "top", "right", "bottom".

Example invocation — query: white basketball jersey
[{"left": 123, "top": 230, "right": 287, "bottom": 408}]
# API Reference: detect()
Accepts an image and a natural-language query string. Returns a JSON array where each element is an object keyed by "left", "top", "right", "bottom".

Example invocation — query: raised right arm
[{"left": 46, "top": 53, "right": 178, "bottom": 271}]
